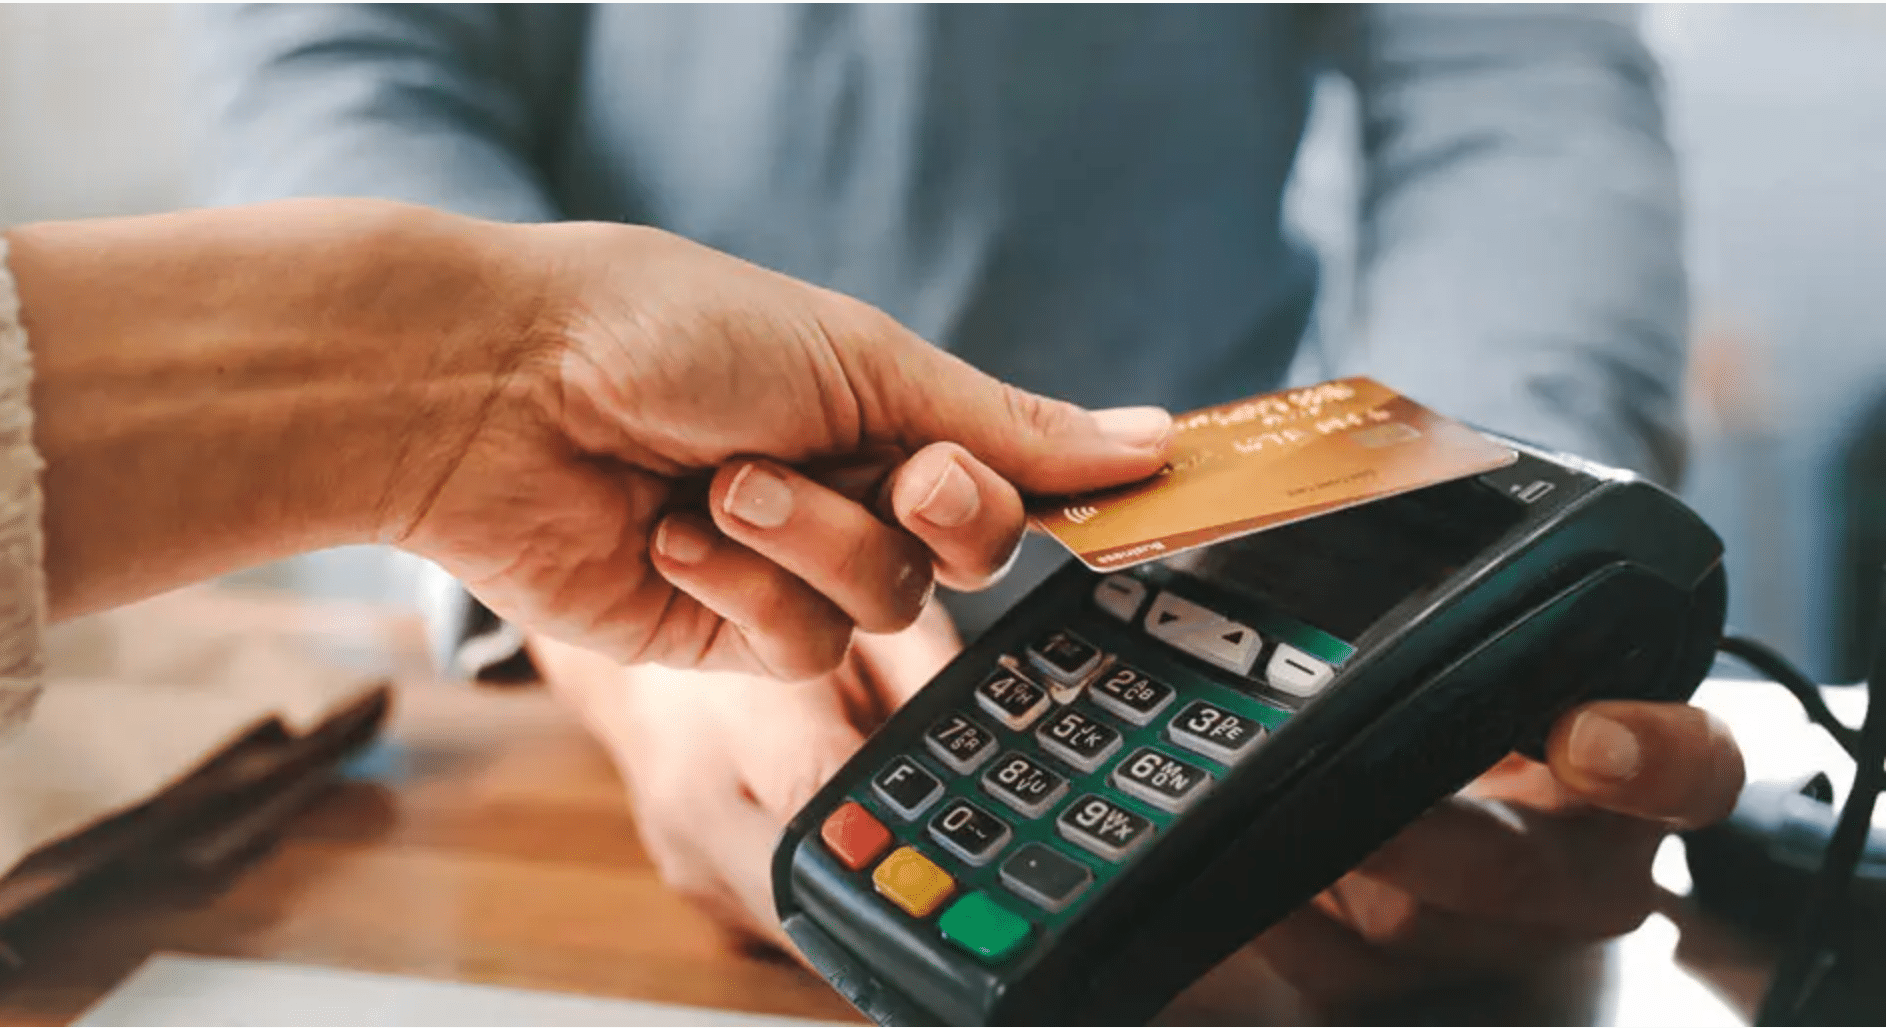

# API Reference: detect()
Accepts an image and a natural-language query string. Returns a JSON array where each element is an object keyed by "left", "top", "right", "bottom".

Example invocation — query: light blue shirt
[{"left": 194, "top": 3, "right": 1688, "bottom": 483}]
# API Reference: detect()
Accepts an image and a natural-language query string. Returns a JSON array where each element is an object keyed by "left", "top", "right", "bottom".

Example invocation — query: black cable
[
  {"left": 1717, "top": 633, "right": 1863, "bottom": 760},
  {"left": 1745, "top": 573, "right": 1886, "bottom": 1026}
]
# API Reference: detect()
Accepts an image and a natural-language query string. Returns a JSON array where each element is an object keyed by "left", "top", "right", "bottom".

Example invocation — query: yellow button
[{"left": 872, "top": 846, "right": 955, "bottom": 918}]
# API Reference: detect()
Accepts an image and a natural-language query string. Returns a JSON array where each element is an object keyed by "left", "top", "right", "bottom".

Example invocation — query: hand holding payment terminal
[{"left": 772, "top": 433, "right": 1727, "bottom": 1025}]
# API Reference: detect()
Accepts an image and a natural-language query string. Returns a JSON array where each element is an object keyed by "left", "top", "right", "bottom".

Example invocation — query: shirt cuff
[{"left": 414, "top": 560, "right": 537, "bottom": 684}]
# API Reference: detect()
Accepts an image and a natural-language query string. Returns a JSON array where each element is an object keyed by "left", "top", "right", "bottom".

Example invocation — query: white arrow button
[{"left": 1144, "top": 591, "right": 1262, "bottom": 676}]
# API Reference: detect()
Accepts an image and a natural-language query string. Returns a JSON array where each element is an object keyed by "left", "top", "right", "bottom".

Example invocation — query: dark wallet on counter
[{"left": 0, "top": 686, "right": 389, "bottom": 961}]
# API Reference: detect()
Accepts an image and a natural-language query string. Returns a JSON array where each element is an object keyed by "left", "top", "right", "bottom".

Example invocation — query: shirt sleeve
[
  {"left": 190, "top": 3, "right": 584, "bottom": 221},
  {"left": 0, "top": 240, "right": 50, "bottom": 734},
  {"left": 1317, "top": 4, "right": 1688, "bottom": 484}
]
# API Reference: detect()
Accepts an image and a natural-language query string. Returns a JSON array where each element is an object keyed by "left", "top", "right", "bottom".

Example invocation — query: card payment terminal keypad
[
  {"left": 1036, "top": 707, "right": 1123, "bottom": 772},
  {"left": 929, "top": 799, "right": 1013, "bottom": 865},
  {"left": 975, "top": 667, "right": 1053, "bottom": 730},
  {"left": 926, "top": 713, "right": 999, "bottom": 774},
  {"left": 812, "top": 571, "right": 1339, "bottom": 967},
  {"left": 873, "top": 758, "right": 944, "bottom": 820},
  {"left": 1027, "top": 629, "right": 1104, "bottom": 686},
  {"left": 1167, "top": 700, "right": 1267, "bottom": 764},
  {"left": 982, "top": 752, "right": 1070, "bottom": 818},
  {"left": 1089, "top": 664, "right": 1177, "bottom": 725}
]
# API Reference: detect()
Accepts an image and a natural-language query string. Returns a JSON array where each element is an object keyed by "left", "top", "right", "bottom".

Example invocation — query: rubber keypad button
[
  {"left": 873, "top": 846, "right": 956, "bottom": 918},
  {"left": 820, "top": 801, "right": 892, "bottom": 872},
  {"left": 940, "top": 891, "right": 1033, "bottom": 962}
]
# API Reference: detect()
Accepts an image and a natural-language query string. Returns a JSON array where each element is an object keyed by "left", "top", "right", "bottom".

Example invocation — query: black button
[
  {"left": 1035, "top": 707, "right": 1123, "bottom": 772},
  {"left": 1087, "top": 663, "right": 1176, "bottom": 726},
  {"left": 1111, "top": 747, "right": 1213, "bottom": 813},
  {"left": 929, "top": 798, "right": 1012, "bottom": 866},
  {"left": 981, "top": 751, "right": 1070, "bottom": 819},
  {"left": 1000, "top": 842, "right": 1093, "bottom": 913},
  {"left": 974, "top": 666, "right": 1052, "bottom": 730},
  {"left": 1056, "top": 794, "right": 1155, "bottom": 862},
  {"left": 873, "top": 757, "right": 944, "bottom": 820},
  {"left": 1026, "top": 629, "right": 1102, "bottom": 685},
  {"left": 1167, "top": 700, "right": 1267, "bottom": 765},
  {"left": 925, "top": 713, "right": 999, "bottom": 774}
]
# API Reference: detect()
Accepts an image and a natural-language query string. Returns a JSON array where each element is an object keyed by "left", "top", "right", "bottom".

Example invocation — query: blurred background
[{"left": 3, "top": 4, "right": 1885, "bottom": 684}]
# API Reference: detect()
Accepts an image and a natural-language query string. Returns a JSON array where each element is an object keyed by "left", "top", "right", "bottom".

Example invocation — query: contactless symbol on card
[{"left": 1029, "top": 378, "right": 1517, "bottom": 571}]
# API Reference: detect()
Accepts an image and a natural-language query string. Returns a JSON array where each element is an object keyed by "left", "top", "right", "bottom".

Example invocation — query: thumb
[
  {"left": 1546, "top": 701, "right": 1745, "bottom": 830},
  {"left": 841, "top": 318, "right": 1174, "bottom": 496}
]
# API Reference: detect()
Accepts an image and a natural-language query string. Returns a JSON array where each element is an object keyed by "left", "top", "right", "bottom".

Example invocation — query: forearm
[{"left": 5, "top": 200, "right": 537, "bottom": 619}]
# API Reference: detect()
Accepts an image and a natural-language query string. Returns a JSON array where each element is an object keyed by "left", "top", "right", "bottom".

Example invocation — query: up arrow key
[{"left": 1179, "top": 619, "right": 1260, "bottom": 676}]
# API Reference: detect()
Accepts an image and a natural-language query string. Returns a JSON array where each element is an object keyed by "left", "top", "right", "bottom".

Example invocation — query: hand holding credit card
[{"left": 1029, "top": 378, "right": 1517, "bottom": 571}]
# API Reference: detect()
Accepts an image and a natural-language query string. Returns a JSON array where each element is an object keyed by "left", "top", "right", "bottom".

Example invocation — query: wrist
[{"left": 294, "top": 202, "right": 554, "bottom": 546}]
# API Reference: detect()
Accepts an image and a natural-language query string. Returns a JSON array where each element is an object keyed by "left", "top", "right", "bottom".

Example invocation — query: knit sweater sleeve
[{"left": 0, "top": 240, "right": 49, "bottom": 736}]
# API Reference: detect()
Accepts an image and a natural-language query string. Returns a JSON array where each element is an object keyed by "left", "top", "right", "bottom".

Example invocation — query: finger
[
  {"left": 1547, "top": 701, "right": 1745, "bottom": 830},
  {"left": 829, "top": 308, "right": 1173, "bottom": 494},
  {"left": 1351, "top": 794, "right": 1663, "bottom": 937},
  {"left": 648, "top": 512, "right": 853, "bottom": 679},
  {"left": 709, "top": 459, "right": 935, "bottom": 634},
  {"left": 886, "top": 443, "right": 1028, "bottom": 591}
]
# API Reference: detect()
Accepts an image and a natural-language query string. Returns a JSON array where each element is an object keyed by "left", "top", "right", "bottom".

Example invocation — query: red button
[{"left": 821, "top": 801, "right": 893, "bottom": 872}]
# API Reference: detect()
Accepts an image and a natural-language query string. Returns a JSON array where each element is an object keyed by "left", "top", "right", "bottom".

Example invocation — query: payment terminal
[{"left": 772, "top": 436, "right": 1727, "bottom": 1025}]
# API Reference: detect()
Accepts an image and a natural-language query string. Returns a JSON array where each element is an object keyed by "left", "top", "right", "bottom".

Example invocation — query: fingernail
[
  {"left": 1568, "top": 710, "right": 1642, "bottom": 781},
  {"left": 654, "top": 517, "right": 714, "bottom": 565},
  {"left": 914, "top": 458, "right": 980, "bottom": 528},
  {"left": 724, "top": 463, "right": 794, "bottom": 529},
  {"left": 1092, "top": 406, "right": 1173, "bottom": 450}
]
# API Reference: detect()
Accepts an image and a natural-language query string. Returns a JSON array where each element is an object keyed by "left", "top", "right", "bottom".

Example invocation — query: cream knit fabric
[{"left": 0, "top": 239, "right": 48, "bottom": 735}]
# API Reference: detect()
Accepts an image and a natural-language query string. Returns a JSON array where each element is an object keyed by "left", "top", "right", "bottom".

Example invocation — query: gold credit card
[{"left": 1030, "top": 378, "right": 1517, "bottom": 571}]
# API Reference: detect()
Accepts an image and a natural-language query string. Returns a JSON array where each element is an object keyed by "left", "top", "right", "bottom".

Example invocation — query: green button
[{"left": 938, "top": 891, "right": 1032, "bottom": 961}]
